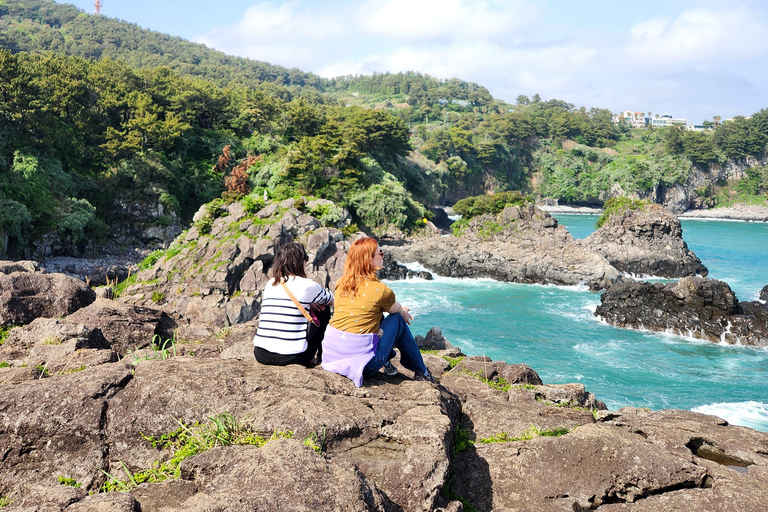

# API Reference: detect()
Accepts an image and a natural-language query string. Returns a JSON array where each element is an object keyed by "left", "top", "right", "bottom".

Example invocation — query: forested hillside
[{"left": 2, "top": 0, "right": 768, "bottom": 260}]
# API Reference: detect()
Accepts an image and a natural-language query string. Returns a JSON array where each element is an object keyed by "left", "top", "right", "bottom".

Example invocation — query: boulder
[
  {"left": 0, "top": 260, "right": 41, "bottom": 275},
  {"left": 595, "top": 277, "right": 768, "bottom": 347},
  {"left": 582, "top": 203, "right": 708, "bottom": 278},
  {"left": 173, "top": 440, "right": 388, "bottom": 511},
  {"left": 388, "top": 204, "right": 622, "bottom": 291},
  {"left": 0, "top": 272, "right": 95, "bottom": 327},
  {"left": 65, "top": 299, "right": 177, "bottom": 356},
  {"left": 415, "top": 327, "right": 452, "bottom": 350},
  {"left": 0, "top": 363, "right": 133, "bottom": 503},
  {"left": 0, "top": 318, "right": 114, "bottom": 375},
  {"left": 760, "top": 285, "right": 768, "bottom": 303},
  {"left": 452, "top": 423, "right": 709, "bottom": 511}
]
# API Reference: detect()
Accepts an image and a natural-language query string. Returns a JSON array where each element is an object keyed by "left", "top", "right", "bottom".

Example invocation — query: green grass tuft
[
  {"left": 101, "top": 413, "right": 291, "bottom": 492},
  {"left": 58, "top": 475, "right": 81, "bottom": 488}
]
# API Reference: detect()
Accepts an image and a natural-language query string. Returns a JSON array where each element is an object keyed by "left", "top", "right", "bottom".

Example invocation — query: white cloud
[
  {"left": 357, "top": 0, "right": 540, "bottom": 41},
  {"left": 626, "top": 7, "right": 768, "bottom": 63}
]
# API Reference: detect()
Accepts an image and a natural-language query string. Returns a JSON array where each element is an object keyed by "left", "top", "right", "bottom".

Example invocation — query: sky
[{"left": 60, "top": 0, "right": 768, "bottom": 124}]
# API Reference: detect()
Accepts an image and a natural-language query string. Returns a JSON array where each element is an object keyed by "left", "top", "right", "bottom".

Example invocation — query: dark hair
[{"left": 271, "top": 242, "right": 309, "bottom": 285}]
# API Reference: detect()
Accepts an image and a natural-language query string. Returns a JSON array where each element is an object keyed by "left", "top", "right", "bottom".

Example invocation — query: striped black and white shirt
[{"left": 253, "top": 276, "right": 333, "bottom": 355}]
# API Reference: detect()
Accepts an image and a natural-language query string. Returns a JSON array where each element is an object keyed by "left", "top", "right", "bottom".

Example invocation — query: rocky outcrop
[
  {"left": 388, "top": 204, "right": 622, "bottom": 291},
  {"left": 761, "top": 285, "right": 768, "bottom": 302},
  {"left": 415, "top": 327, "right": 453, "bottom": 350},
  {"left": 0, "top": 328, "right": 767, "bottom": 510},
  {"left": 119, "top": 199, "right": 351, "bottom": 328},
  {"left": 0, "top": 271, "right": 96, "bottom": 327},
  {"left": 377, "top": 253, "right": 433, "bottom": 281},
  {"left": 595, "top": 277, "right": 768, "bottom": 348},
  {"left": 582, "top": 203, "right": 708, "bottom": 278}
]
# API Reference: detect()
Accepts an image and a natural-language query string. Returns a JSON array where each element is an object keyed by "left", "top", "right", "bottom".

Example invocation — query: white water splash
[{"left": 693, "top": 401, "right": 768, "bottom": 431}]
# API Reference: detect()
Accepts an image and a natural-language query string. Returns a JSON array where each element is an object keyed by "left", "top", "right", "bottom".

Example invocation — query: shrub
[
  {"left": 241, "top": 194, "right": 265, "bottom": 215},
  {"left": 55, "top": 198, "right": 98, "bottom": 244},
  {"left": 595, "top": 197, "right": 648, "bottom": 229},
  {"left": 308, "top": 202, "right": 344, "bottom": 226},
  {"left": 453, "top": 191, "right": 527, "bottom": 220},
  {"left": 139, "top": 249, "right": 165, "bottom": 270}
]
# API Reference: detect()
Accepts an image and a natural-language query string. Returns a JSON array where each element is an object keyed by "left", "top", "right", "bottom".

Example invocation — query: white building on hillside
[{"left": 614, "top": 111, "right": 689, "bottom": 129}]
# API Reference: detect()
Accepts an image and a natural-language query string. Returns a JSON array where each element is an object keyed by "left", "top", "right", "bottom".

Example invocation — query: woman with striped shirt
[{"left": 253, "top": 242, "right": 333, "bottom": 366}]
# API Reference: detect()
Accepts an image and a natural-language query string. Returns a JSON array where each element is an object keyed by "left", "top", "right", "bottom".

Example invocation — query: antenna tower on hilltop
[{"left": 94, "top": 0, "right": 103, "bottom": 14}]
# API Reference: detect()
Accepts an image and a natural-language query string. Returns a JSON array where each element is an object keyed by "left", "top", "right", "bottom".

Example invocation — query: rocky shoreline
[
  {"left": 1, "top": 265, "right": 767, "bottom": 510},
  {"left": 2, "top": 197, "right": 768, "bottom": 510},
  {"left": 539, "top": 202, "right": 768, "bottom": 222}
]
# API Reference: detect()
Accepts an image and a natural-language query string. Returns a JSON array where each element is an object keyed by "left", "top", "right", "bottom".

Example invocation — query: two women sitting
[{"left": 252, "top": 239, "right": 434, "bottom": 386}]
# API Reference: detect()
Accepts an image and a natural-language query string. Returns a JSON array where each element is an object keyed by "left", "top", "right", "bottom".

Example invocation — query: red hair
[{"left": 336, "top": 238, "right": 379, "bottom": 298}]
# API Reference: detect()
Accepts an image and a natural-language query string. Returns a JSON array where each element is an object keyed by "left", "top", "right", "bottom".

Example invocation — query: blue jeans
[{"left": 363, "top": 313, "right": 428, "bottom": 377}]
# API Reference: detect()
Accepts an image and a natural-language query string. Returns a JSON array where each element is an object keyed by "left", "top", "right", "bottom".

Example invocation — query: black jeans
[{"left": 253, "top": 307, "right": 331, "bottom": 367}]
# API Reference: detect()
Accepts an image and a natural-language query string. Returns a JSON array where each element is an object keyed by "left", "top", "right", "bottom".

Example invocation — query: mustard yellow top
[{"left": 330, "top": 280, "right": 396, "bottom": 334}]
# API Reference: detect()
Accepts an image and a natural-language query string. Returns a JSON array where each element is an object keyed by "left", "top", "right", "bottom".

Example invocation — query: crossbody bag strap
[{"left": 280, "top": 280, "right": 320, "bottom": 326}]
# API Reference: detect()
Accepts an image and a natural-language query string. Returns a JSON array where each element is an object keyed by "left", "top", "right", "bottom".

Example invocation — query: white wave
[
  {"left": 621, "top": 272, "right": 675, "bottom": 281},
  {"left": 692, "top": 401, "right": 768, "bottom": 431},
  {"left": 398, "top": 261, "right": 431, "bottom": 273},
  {"left": 679, "top": 216, "right": 751, "bottom": 223}
]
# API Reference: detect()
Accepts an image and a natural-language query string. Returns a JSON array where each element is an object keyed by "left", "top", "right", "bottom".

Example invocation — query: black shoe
[
  {"left": 413, "top": 371, "right": 435, "bottom": 383},
  {"left": 383, "top": 361, "right": 399, "bottom": 376}
]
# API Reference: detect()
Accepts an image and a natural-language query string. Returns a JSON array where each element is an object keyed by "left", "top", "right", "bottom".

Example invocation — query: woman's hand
[{"left": 389, "top": 302, "right": 413, "bottom": 325}]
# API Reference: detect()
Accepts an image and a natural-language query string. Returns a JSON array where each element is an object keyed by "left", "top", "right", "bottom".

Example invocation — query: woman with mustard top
[{"left": 321, "top": 237, "right": 434, "bottom": 387}]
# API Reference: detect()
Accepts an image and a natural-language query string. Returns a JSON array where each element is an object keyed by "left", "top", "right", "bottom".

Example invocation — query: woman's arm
[{"left": 388, "top": 301, "right": 413, "bottom": 324}]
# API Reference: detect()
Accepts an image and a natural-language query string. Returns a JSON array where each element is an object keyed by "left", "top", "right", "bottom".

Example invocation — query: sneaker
[
  {"left": 413, "top": 371, "right": 436, "bottom": 383},
  {"left": 383, "top": 360, "right": 399, "bottom": 376}
]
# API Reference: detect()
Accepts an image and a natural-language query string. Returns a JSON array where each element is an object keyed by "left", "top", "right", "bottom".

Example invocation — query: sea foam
[{"left": 692, "top": 401, "right": 768, "bottom": 431}]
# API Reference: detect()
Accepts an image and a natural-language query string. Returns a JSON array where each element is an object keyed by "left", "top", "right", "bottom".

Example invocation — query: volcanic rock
[
  {"left": 388, "top": 204, "right": 622, "bottom": 290},
  {"left": 595, "top": 277, "right": 768, "bottom": 347},
  {"left": 582, "top": 203, "right": 708, "bottom": 278},
  {"left": 0, "top": 272, "right": 95, "bottom": 327}
]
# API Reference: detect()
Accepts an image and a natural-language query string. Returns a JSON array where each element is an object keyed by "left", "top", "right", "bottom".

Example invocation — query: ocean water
[{"left": 387, "top": 215, "right": 768, "bottom": 432}]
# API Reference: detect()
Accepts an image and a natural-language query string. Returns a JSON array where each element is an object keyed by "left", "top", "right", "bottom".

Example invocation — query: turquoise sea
[{"left": 387, "top": 215, "right": 768, "bottom": 432}]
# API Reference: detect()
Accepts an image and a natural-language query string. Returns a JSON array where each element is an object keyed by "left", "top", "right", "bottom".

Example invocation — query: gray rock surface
[
  {"left": 120, "top": 202, "right": 350, "bottom": 327},
  {"left": 760, "top": 284, "right": 768, "bottom": 303},
  {"left": 65, "top": 299, "right": 176, "bottom": 356},
  {"left": 388, "top": 204, "right": 622, "bottom": 290},
  {"left": 415, "top": 327, "right": 453, "bottom": 350},
  {"left": 0, "top": 272, "right": 95, "bottom": 327},
  {"left": 596, "top": 277, "right": 768, "bottom": 348},
  {"left": 582, "top": 203, "right": 708, "bottom": 278}
]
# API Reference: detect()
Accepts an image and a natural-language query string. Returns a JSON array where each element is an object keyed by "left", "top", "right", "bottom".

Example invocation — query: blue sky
[{"left": 61, "top": 0, "right": 768, "bottom": 123}]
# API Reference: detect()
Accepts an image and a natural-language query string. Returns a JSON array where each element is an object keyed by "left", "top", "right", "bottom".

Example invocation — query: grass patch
[
  {"left": 0, "top": 326, "right": 16, "bottom": 345},
  {"left": 42, "top": 336, "right": 62, "bottom": 345},
  {"left": 443, "top": 355, "right": 465, "bottom": 369},
  {"left": 58, "top": 475, "right": 81, "bottom": 488},
  {"left": 151, "top": 290, "right": 165, "bottom": 303},
  {"left": 130, "top": 333, "right": 179, "bottom": 365},
  {"left": 441, "top": 425, "right": 479, "bottom": 512},
  {"left": 35, "top": 364, "right": 49, "bottom": 376},
  {"left": 462, "top": 370, "right": 513, "bottom": 392},
  {"left": 478, "top": 425, "right": 572, "bottom": 444},
  {"left": 58, "top": 365, "right": 86, "bottom": 375},
  {"left": 101, "top": 413, "right": 291, "bottom": 492},
  {"left": 138, "top": 249, "right": 165, "bottom": 271},
  {"left": 595, "top": 196, "right": 649, "bottom": 229},
  {"left": 0, "top": 361, "right": 8, "bottom": 368},
  {"left": 0, "top": 496, "right": 11, "bottom": 507}
]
